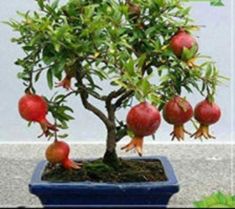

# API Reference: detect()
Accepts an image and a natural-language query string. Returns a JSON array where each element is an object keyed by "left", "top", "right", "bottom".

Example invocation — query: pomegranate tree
[{"left": 9, "top": 0, "right": 225, "bottom": 168}]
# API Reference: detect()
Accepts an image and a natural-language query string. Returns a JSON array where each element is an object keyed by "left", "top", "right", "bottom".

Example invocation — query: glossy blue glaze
[{"left": 29, "top": 156, "right": 179, "bottom": 208}]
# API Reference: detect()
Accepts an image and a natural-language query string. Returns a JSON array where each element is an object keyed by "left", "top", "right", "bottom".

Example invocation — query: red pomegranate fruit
[
  {"left": 46, "top": 140, "right": 82, "bottom": 169},
  {"left": 191, "top": 99, "right": 221, "bottom": 139},
  {"left": 163, "top": 96, "right": 193, "bottom": 141},
  {"left": 121, "top": 102, "right": 161, "bottom": 156},
  {"left": 170, "top": 28, "right": 198, "bottom": 61},
  {"left": 18, "top": 94, "right": 57, "bottom": 137},
  {"left": 46, "top": 140, "right": 70, "bottom": 163}
]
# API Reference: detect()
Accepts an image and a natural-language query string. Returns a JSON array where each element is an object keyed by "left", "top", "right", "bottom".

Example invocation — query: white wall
[{"left": 0, "top": 0, "right": 234, "bottom": 143}]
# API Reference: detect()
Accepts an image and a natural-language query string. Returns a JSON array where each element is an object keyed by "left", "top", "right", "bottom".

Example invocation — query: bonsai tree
[{"left": 8, "top": 0, "right": 225, "bottom": 169}]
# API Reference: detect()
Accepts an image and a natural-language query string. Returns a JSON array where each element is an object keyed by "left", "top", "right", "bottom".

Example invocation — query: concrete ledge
[{"left": 0, "top": 144, "right": 234, "bottom": 208}]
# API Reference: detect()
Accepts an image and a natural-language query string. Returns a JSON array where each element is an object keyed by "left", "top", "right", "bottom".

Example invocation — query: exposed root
[
  {"left": 38, "top": 119, "right": 58, "bottom": 138},
  {"left": 191, "top": 124, "right": 215, "bottom": 140},
  {"left": 56, "top": 75, "right": 73, "bottom": 90},
  {"left": 121, "top": 137, "right": 143, "bottom": 156},
  {"left": 170, "top": 125, "right": 191, "bottom": 141}
]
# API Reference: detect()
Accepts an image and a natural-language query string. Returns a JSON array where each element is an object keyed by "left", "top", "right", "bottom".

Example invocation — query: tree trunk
[{"left": 103, "top": 125, "right": 119, "bottom": 168}]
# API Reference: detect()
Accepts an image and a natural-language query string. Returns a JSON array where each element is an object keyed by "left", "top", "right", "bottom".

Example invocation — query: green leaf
[
  {"left": 148, "top": 93, "right": 161, "bottom": 106},
  {"left": 63, "top": 106, "right": 74, "bottom": 113},
  {"left": 58, "top": 133, "right": 69, "bottom": 139},
  {"left": 137, "top": 78, "right": 151, "bottom": 97},
  {"left": 17, "top": 72, "right": 28, "bottom": 80},
  {"left": 36, "top": 0, "right": 45, "bottom": 10},
  {"left": 47, "top": 69, "right": 53, "bottom": 89},
  {"left": 125, "top": 59, "right": 135, "bottom": 76},
  {"left": 210, "top": 0, "right": 224, "bottom": 6},
  {"left": 154, "top": 0, "right": 165, "bottom": 7},
  {"left": 205, "top": 63, "right": 213, "bottom": 78},
  {"left": 52, "top": 61, "right": 65, "bottom": 80},
  {"left": 137, "top": 53, "right": 147, "bottom": 70},
  {"left": 181, "top": 44, "right": 198, "bottom": 61},
  {"left": 34, "top": 70, "right": 42, "bottom": 82},
  {"left": 146, "top": 27, "right": 156, "bottom": 36},
  {"left": 51, "top": 0, "right": 60, "bottom": 9}
]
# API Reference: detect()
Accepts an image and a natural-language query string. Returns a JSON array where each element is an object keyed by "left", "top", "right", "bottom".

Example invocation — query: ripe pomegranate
[
  {"left": 121, "top": 102, "right": 161, "bottom": 156},
  {"left": 18, "top": 94, "right": 57, "bottom": 137},
  {"left": 46, "top": 140, "right": 70, "bottom": 163},
  {"left": 163, "top": 96, "right": 193, "bottom": 141},
  {"left": 46, "top": 140, "right": 82, "bottom": 169},
  {"left": 170, "top": 28, "right": 198, "bottom": 61},
  {"left": 191, "top": 99, "right": 221, "bottom": 139}
]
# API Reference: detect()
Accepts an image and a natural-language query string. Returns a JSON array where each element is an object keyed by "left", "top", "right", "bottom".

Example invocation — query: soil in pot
[{"left": 42, "top": 159, "right": 167, "bottom": 183}]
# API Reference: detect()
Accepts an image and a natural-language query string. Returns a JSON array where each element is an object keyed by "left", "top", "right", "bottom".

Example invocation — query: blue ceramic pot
[{"left": 29, "top": 156, "right": 179, "bottom": 208}]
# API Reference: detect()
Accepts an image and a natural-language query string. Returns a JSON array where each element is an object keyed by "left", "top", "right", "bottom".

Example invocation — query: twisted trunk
[
  {"left": 75, "top": 64, "right": 134, "bottom": 168},
  {"left": 103, "top": 96, "right": 119, "bottom": 167},
  {"left": 103, "top": 125, "right": 119, "bottom": 167}
]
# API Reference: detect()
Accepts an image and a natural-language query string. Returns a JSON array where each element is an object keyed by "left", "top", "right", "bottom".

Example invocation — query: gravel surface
[{"left": 0, "top": 144, "right": 234, "bottom": 208}]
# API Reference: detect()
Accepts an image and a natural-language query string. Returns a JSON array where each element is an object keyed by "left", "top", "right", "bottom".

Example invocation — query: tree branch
[
  {"left": 80, "top": 90, "right": 112, "bottom": 128},
  {"left": 56, "top": 90, "right": 77, "bottom": 103},
  {"left": 105, "top": 88, "right": 125, "bottom": 124},
  {"left": 106, "top": 88, "right": 126, "bottom": 103},
  {"left": 83, "top": 88, "right": 107, "bottom": 101},
  {"left": 114, "top": 90, "right": 134, "bottom": 110},
  {"left": 33, "top": 64, "right": 53, "bottom": 73},
  {"left": 75, "top": 67, "right": 113, "bottom": 129}
]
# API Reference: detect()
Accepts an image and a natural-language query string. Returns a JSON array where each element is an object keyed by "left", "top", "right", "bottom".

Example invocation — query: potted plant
[{"left": 7, "top": 0, "right": 225, "bottom": 207}]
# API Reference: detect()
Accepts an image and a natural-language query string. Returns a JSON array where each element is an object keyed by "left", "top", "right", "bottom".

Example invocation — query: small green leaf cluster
[{"left": 194, "top": 192, "right": 235, "bottom": 208}]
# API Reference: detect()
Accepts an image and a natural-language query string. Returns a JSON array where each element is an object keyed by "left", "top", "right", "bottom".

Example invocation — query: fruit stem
[
  {"left": 38, "top": 118, "right": 58, "bottom": 138},
  {"left": 191, "top": 124, "right": 215, "bottom": 140},
  {"left": 54, "top": 120, "right": 58, "bottom": 142},
  {"left": 171, "top": 125, "right": 189, "bottom": 141},
  {"left": 178, "top": 27, "right": 185, "bottom": 32},
  {"left": 121, "top": 136, "right": 144, "bottom": 156}
]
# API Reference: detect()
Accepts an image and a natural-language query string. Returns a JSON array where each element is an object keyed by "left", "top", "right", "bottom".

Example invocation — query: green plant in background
[
  {"left": 194, "top": 192, "right": 235, "bottom": 208},
  {"left": 7, "top": 0, "right": 226, "bottom": 168},
  {"left": 209, "top": 0, "right": 224, "bottom": 6},
  {"left": 183, "top": 0, "right": 224, "bottom": 6}
]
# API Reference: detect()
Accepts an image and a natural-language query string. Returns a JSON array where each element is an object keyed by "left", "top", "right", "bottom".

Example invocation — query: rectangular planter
[{"left": 29, "top": 156, "right": 179, "bottom": 208}]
